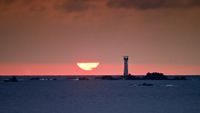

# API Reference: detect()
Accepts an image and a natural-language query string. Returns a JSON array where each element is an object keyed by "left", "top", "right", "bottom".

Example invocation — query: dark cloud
[
  {"left": 107, "top": 0, "right": 165, "bottom": 10},
  {"left": 0, "top": 0, "right": 35, "bottom": 13},
  {"left": 107, "top": 0, "right": 200, "bottom": 10},
  {"left": 0, "top": 0, "right": 92, "bottom": 15},
  {"left": 57, "top": 0, "right": 91, "bottom": 13},
  {"left": 191, "top": 0, "right": 200, "bottom": 6},
  {"left": 0, "top": 0, "right": 15, "bottom": 4},
  {"left": 0, "top": 0, "right": 32, "bottom": 5}
]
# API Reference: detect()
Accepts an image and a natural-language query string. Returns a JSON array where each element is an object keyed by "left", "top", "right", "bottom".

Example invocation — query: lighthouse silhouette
[{"left": 123, "top": 56, "right": 129, "bottom": 76}]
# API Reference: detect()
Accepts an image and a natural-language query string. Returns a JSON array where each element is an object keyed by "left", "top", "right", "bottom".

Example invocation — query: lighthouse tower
[{"left": 123, "top": 56, "right": 129, "bottom": 76}]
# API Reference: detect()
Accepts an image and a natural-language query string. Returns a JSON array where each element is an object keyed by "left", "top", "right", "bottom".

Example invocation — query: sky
[{"left": 0, "top": 0, "right": 200, "bottom": 75}]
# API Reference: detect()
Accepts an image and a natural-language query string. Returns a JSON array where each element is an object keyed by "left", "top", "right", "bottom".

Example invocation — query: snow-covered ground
[{"left": 0, "top": 79, "right": 200, "bottom": 113}]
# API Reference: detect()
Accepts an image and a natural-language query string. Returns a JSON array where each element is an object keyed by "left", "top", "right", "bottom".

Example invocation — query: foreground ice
[{"left": 0, "top": 79, "right": 200, "bottom": 113}]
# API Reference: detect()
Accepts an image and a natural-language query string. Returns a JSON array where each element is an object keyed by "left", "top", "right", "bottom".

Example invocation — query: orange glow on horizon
[{"left": 0, "top": 63, "right": 199, "bottom": 75}]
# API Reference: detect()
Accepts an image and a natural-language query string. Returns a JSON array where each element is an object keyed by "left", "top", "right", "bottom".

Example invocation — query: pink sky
[
  {"left": 0, "top": 63, "right": 199, "bottom": 75},
  {"left": 0, "top": 0, "right": 200, "bottom": 75}
]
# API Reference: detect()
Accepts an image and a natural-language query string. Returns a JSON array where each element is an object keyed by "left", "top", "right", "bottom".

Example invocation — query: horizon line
[{"left": 0, "top": 74, "right": 200, "bottom": 76}]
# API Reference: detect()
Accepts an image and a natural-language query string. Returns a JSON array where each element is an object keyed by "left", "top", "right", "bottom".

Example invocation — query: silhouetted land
[
  {"left": 3, "top": 76, "right": 18, "bottom": 82},
  {"left": 96, "top": 72, "right": 187, "bottom": 80},
  {"left": 0, "top": 73, "right": 197, "bottom": 82}
]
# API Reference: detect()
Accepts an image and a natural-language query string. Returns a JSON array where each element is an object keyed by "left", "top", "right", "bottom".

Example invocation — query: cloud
[
  {"left": 0, "top": 0, "right": 36, "bottom": 13},
  {"left": 0, "top": 0, "right": 15, "bottom": 4},
  {"left": 56, "top": 0, "right": 92, "bottom": 13},
  {"left": 0, "top": 0, "right": 33, "bottom": 5},
  {"left": 107, "top": 0, "right": 200, "bottom": 10},
  {"left": 1, "top": 0, "right": 200, "bottom": 15},
  {"left": 191, "top": 0, "right": 200, "bottom": 6},
  {"left": 0, "top": 0, "right": 93, "bottom": 15}
]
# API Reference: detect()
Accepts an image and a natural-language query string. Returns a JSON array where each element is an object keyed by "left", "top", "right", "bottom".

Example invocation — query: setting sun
[{"left": 77, "top": 62, "right": 100, "bottom": 71}]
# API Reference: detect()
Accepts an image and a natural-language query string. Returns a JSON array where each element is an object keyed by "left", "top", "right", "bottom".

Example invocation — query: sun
[{"left": 77, "top": 62, "right": 100, "bottom": 71}]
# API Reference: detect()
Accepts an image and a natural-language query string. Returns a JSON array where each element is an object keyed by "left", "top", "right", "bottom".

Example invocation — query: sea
[{"left": 0, "top": 76, "right": 200, "bottom": 113}]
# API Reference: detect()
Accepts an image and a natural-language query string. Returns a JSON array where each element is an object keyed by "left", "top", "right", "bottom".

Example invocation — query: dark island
[{"left": 97, "top": 72, "right": 187, "bottom": 80}]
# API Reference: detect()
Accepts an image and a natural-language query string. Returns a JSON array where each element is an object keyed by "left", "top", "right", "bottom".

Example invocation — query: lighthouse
[{"left": 123, "top": 56, "right": 129, "bottom": 76}]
